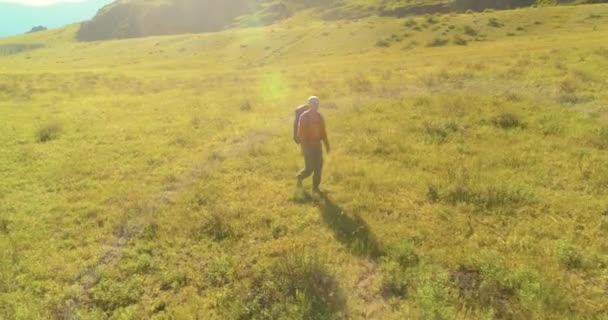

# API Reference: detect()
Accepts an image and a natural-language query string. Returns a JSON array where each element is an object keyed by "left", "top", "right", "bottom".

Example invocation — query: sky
[{"left": 0, "top": 0, "right": 113, "bottom": 37}]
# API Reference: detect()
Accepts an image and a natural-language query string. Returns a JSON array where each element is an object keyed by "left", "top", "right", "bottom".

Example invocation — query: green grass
[{"left": 1, "top": 3, "right": 608, "bottom": 319}]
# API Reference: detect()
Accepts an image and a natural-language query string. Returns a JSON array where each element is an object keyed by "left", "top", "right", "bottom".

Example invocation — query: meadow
[{"left": 1, "top": 3, "right": 608, "bottom": 319}]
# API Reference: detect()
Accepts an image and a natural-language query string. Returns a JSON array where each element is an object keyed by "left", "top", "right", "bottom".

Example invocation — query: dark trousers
[{"left": 297, "top": 144, "right": 323, "bottom": 189}]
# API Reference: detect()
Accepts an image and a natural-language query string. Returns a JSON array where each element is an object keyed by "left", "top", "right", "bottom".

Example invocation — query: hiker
[{"left": 294, "top": 96, "right": 330, "bottom": 193}]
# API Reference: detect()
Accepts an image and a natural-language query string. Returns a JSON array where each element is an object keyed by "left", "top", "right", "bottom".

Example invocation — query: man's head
[{"left": 308, "top": 96, "right": 320, "bottom": 111}]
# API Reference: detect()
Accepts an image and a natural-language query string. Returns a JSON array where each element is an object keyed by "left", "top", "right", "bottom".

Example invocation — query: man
[{"left": 295, "top": 96, "right": 330, "bottom": 193}]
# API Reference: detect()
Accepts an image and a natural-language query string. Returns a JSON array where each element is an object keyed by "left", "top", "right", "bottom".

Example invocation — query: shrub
[
  {"left": 492, "top": 113, "right": 524, "bottom": 129},
  {"left": 388, "top": 241, "right": 419, "bottom": 269},
  {"left": 404, "top": 40, "right": 419, "bottom": 50},
  {"left": 92, "top": 277, "right": 144, "bottom": 312},
  {"left": 0, "top": 218, "right": 8, "bottom": 234},
  {"left": 347, "top": 75, "right": 373, "bottom": 92},
  {"left": 424, "top": 122, "right": 461, "bottom": 143},
  {"left": 450, "top": 265, "right": 530, "bottom": 319},
  {"left": 380, "top": 260, "right": 410, "bottom": 298},
  {"left": 27, "top": 26, "right": 47, "bottom": 33},
  {"left": 375, "top": 39, "right": 390, "bottom": 47},
  {"left": 404, "top": 19, "right": 418, "bottom": 27},
  {"left": 556, "top": 241, "right": 583, "bottom": 270},
  {"left": 453, "top": 35, "right": 468, "bottom": 45},
  {"left": 229, "top": 254, "right": 344, "bottom": 319},
  {"left": 488, "top": 17, "right": 504, "bottom": 28},
  {"left": 240, "top": 99, "right": 252, "bottom": 111},
  {"left": 426, "top": 15, "right": 439, "bottom": 24},
  {"left": 36, "top": 121, "right": 61, "bottom": 143},
  {"left": 427, "top": 185, "right": 440, "bottom": 203},
  {"left": 588, "top": 125, "right": 608, "bottom": 150},
  {"left": 463, "top": 25, "right": 478, "bottom": 36},
  {"left": 207, "top": 256, "right": 236, "bottom": 287},
  {"left": 141, "top": 223, "right": 159, "bottom": 240},
  {"left": 426, "top": 37, "right": 449, "bottom": 47},
  {"left": 198, "top": 212, "right": 233, "bottom": 241}
]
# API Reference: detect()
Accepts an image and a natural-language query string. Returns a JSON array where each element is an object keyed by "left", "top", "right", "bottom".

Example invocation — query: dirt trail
[{"left": 58, "top": 130, "right": 273, "bottom": 319}]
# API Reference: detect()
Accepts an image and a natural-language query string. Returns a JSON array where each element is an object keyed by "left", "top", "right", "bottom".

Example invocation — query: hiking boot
[{"left": 312, "top": 186, "right": 321, "bottom": 194}]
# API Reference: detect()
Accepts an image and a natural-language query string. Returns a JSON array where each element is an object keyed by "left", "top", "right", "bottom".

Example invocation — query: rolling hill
[
  {"left": 76, "top": 0, "right": 551, "bottom": 41},
  {"left": 1, "top": 1, "right": 608, "bottom": 319}
]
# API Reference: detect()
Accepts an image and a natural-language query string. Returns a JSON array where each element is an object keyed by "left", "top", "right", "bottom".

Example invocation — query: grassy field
[{"left": 1, "top": 3, "right": 608, "bottom": 319}]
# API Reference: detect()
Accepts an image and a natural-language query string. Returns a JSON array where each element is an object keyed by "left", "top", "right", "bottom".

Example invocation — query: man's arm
[
  {"left": 320, "top": 115, "right": 330, "bottom": 153},
  {"left": 297, "top": 113, "right": 306, "bottom": 144},
  {"left": 293, "top": 109, "right": 300, "bottom": 144}
]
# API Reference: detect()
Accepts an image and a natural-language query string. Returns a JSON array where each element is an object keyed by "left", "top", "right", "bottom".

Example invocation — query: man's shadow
[{"left": 297, "top": 191, "right": 383, "bottom": 259}]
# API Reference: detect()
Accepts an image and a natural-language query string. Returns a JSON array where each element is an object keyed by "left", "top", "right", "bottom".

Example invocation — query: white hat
[{"left": 308, "top": 96, "right": 320, "bottom": 105}]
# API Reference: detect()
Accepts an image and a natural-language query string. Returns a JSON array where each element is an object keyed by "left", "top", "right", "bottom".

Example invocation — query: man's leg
[
  {"left": 312, "top": 147, "right": 324, "bottom": 192},
  {"left": 297, "top": 146, "right": 313, "bottom": 186}
]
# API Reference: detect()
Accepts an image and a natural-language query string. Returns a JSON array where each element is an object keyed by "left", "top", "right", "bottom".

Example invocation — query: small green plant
[
  {"left": 492, "top": 113, "right": 524, "bottom": 129},
  {"left": 464, "top": 25, "right": 478, "bottom": 36},
  {"left": 141, "top": 223, "right": 159, "bottom": 240},
  {"left": 207, "top": 256, "right": 236, "bottom": 287},
  {"left": 453, "top": 35, "right": 468, "bottom": 46},
  {"left": 376, "top": 39, "right": 390, "bottom": 47},
  {"left": 0, "top": 218, "right": 8, "bottom": 234},
  {"left": 229, "top": 254, "right": 344, "bottom": 319},
  {"left": 404, "top": 19, "right": 418, "bottom": 27},
  {"left": 240, "top": 99, "right": 252, "bottom": 111},
  {"left": 380, "top": 260, "right": 410, "bottom": 298},
  {"left": 91, "top": 277, "right": 144, "bottom": 312},
  {"left": 388, "top": 241, "right": 419, "bottom": 269},
  {"left": 588, "top": 125, "right": 608, "bottom": 150},
  {"left": 427, "top": 185, "right": 440, "bottom": 203},
  {"left": 488, "top": 17, "right": 504, "bottom": 28},
  {"left": 347, "top": 75, "right": 373, "bottom": 92},
  {"left": 36, "top": 121, "right": 61, "bottom": 143},
  {"left": 556, "top": 240, "right": 583, "bottom": 270},
  {"left": 427, "top": 37, "right": 449, "bottom": 47},
  {"left": 198, "top": 212, "right": 233, "bottom": 241},
  {"left": 426, "top": 15, "right": 439, "bottom": 24}
]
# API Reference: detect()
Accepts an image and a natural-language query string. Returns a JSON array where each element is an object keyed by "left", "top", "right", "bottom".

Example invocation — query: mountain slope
[
  {"left": 1, "top": 3, "right": 608, "bottom": 319},
  {"left": 76, "top": 0, "right": 547, "bottom": 41}
]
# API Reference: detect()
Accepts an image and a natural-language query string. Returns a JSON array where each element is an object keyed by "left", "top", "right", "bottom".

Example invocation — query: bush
[
  {"left": 0, "top": 218, "right": 8, "bottom": 234},
  {"left": 492, "top": 113, "right": 524, "bottom": 129},
  {"left": 404, "top": 19, "right": 418, "bottom": 27},
  {"left": 92, "top": 277, "right": 144, "bottom": 312},
  {"left": 27, "top": 26, "right": 47, "bottom": 33},
  {"left": 198, "top": 212, "right": 233, "bottom": 241},
  {"left": 488, "top": 17, "right": 504, "bottom": 27},
  {"left": 388, "top": 241, "right": 419, "bottom": 269},
  {"left": 463, "top": 25, "right": 478, "bottom": 36},
  {"left": 556, "top": 241, "right": 583, "bottom": 270},
  {"left": 375, "top": 39, "right": 390, "bottom": 47},
  {"left": 229, "top": 254, "right": 344, "bottom": 319},
  {"left": 36, "top": 122, "right": 61, "bottom": 143},
  {"left": 206, "top": 256, "right": 236, "bottom": 287},
  {"left": 426, "top": 15, "right": 439, "bottom": 24},
  {"left": 380, "top": 260, "right": 410, "bottom": 298},
  {"left": 240, "top": 99, "right": 252, "bottom": 111},
  {"left": 347, "top": 75, "right": 373, "bottom": 92},
  {"left": 588, "top": 125, "right": 608, "bottom": 150},
  {"left": 453, "top": 35, "right": 468, "bottom": 46},
  {"left": 427, "top": 37, "right": 449, "bottom": 47}
]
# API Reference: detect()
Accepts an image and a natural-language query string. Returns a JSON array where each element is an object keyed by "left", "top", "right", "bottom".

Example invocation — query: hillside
[
  {"left": 76, "top": 0, "right": 548, "bottom": 41},
  {"left": 1, "top": 3, "right": 608, "bottom": 319}
]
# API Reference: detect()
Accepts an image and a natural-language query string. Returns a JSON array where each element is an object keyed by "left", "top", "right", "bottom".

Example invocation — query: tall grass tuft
[{"left": 36, "top": 121, "right": 61, "bottom": 143}]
